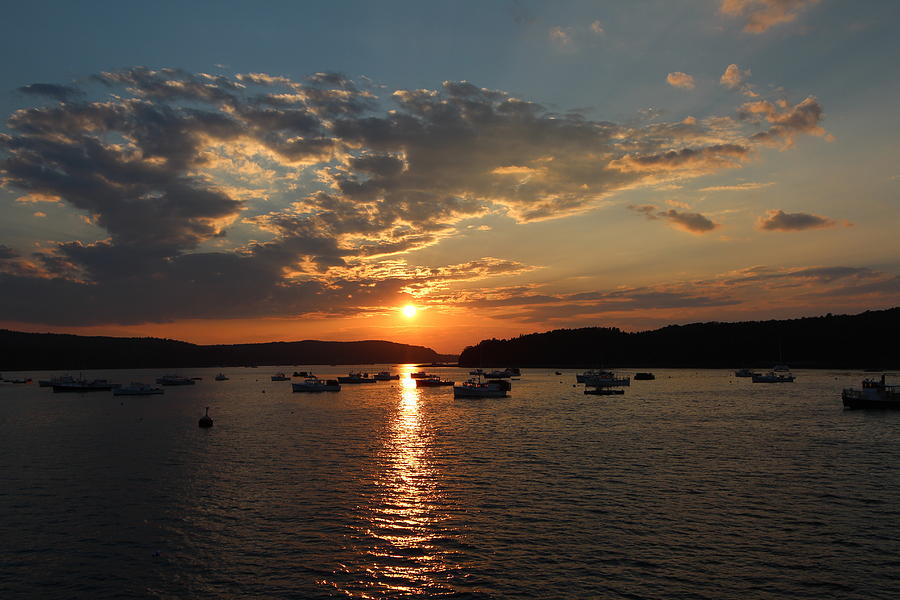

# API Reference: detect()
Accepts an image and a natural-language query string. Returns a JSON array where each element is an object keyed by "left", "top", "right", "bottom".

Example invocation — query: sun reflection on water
[{"left": 331, "top": 365, "right": 453, "bottom": 597}]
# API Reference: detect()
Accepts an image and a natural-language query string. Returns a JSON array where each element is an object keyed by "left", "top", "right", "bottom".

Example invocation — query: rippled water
[{"left": 2, "top": 366, "right": 899, "bottom": 599}]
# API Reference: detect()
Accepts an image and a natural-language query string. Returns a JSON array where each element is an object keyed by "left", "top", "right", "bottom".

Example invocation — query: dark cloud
[
  {"left": 17, "top": 83, "right": 84, "bottom": 102},
  {"left": 757, "top": 209, "right": 837, "bottom": 231},
  {"left": 0, "top": 244, "right": 19, "bottom": 259},
  {"left": 0, "top": 67, "right": 831, "bottom": 326},
  {"left": 628, "top": 205, "right": 720, "bottom": 233}
]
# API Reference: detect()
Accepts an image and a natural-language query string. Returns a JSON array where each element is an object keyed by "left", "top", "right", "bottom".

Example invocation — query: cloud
[
  {"left": 0, "top": 245, "right": 19, "bottom": 259},
  {"left": 549, "top": 26, "right": 573, "bottom": 46},
  {"left": 17, "top": 83, "right": 84, "bottom": 102},
  {"left": 757, "top": 209, "right": 840, "bottom": 231},
  {"left": 590, "top": 20, "right": 605, "bottom": 34},
  {"left": 0, "top": 68, "right": 830, "bottom": 326},
  {"left": 628, "top": 205, "right": 720, "bottom": 233},
  {"left": 740, "top": 96, "right": 829, "bottom": 147},
  {"left": 720, "top": 0, "right": 820, "bottom": 34},
  {"left": 699, "top": 181, "right": 773, "bottom": 191},
  {"left": 719, "top": 64, "right": 757, "bottom": 97},
  {"left": 666, "top": 72, "right": 696, "bottom": 90}
]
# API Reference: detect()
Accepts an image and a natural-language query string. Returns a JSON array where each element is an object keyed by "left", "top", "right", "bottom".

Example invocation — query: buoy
[{"left": 198, "top": 407, "right": 213, "bottom": 428}]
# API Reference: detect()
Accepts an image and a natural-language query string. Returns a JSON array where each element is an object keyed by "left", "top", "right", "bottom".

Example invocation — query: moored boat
[
  {"left": 271, "top": 372, "right": 290, "bottom": 381},
  {"left": 292, "top": 371, "right": 310, "bottom": 378},
  {"left": 292, "top": 378, "right": 341, "bottom": 392},
  {"left": 634, "top": 372, "right": 655, "bottom": 380},
  {"left": 584, "top": 388, "right": 625, "bottom": 395},
  {"left": 752, "top": 371, "right": 795, "bottom": 383},
  {"left": 734, "top": 368, "right": 757, "bottom": 378},
  {"left": 842, "top": 374, "right": 900, "bottom": 409},
  {"left": 114, "top": 382, "right": 164, "bottom": 396},
  {"left": 373, "top": 371, "right": 400, "bottom": 381},
  {"left": 578, "top": 370, "right": 630, "bottom": 387},
  {"left": 415, "top": 376, "right": 454, "bottom": 388},
  {"left": 484, "top": 369, "right": 514, "bottom": 379},
  {"left": 53, "top": 378, "right": 118, "bottom": 392},
  {"left": 215, "top": 373, "right": 229, "bottom": 381},
  {"left": 410, "top": 371, "right": 429, "bottom": 379},
  {"left": 454, "top": 377, "right": 511, "bottom": 398},
  {"left": 156, "top": 375, "right": 195, "bottom": 386},
  {"left": 337, "top": 372, "right": 377, "bottom": 383}
]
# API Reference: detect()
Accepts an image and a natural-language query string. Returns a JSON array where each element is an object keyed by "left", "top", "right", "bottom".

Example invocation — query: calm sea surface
[{"left": 1, "top": 366, "right": 899, "bottom": 599}]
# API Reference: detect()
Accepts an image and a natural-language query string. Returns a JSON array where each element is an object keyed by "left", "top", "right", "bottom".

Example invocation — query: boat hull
[
  {"left": 584, "top": 388, "right": 625, "bottom": 395},
  {"left": 453, "top": 387, "right": 508, "bottom": 398}
]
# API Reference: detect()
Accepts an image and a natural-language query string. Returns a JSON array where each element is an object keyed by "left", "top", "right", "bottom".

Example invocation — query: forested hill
[
  {"left": 458, "top": 308, "right": 900, "bottom": 369},
  {"left": 0, "top": 330, "right": 454, "bottom": 370}
]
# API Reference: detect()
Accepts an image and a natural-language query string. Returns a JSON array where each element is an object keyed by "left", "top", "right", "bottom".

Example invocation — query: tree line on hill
[
  {"left": 458, "top": 308, "right": 900, "bottom": 369},
  {"left": 0, "top": 330, "right": 454, "bottom": 371}
]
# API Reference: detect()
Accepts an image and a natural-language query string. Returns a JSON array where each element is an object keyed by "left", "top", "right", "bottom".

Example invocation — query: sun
[{"left": 402, "top": 304, "right": 417, "bottom": 318}]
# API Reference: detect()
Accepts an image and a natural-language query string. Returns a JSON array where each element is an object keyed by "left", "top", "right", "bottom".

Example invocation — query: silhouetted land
[
  {"left": 459, "top": 308, "right": 900, "bottom": 369},
  {"left": 0, "top": 331, "right": 455, "bottom": 371}
]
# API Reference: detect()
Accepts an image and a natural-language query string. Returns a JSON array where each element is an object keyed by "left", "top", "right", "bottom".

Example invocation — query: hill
[
  {"left": 0, "top": 330, "right": 455, "bottom": 371},
  {"left": 458, "top": 308, "right": 900, "bottom": 369}
]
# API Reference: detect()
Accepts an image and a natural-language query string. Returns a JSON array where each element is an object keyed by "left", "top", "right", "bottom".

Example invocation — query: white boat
[
  {"left": 842, "top": 375, "right": 900, "bottom": 409},
  {"left": 114, "top": 382, "right": 164, "bottom": 396},
  {"left": 292, "top": 378, "right": 341, "bottom": 392},
  {"left": 752, "top": 371, "right": 795, "bottom": 383},
  {"left": 214, "top": 373, "right": 228, "bottom": 381},
  {"left": 373, "top": 371, "right": 400, "bottom": 381},
  {"left": 578, "top": 370, "right": 630, "bottom": 387},
  {"left": 453, "top": 377, "right": 510, "bottom": 398},
  {"left": 156, "top": 375, "right": 195, "bottom": 386},
  {"left": 39, "top": 375, "right": 77, "bottom": 387}
]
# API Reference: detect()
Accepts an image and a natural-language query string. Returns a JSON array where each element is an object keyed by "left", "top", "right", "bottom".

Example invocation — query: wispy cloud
[
  {"left": 719, "top": 0, "right": 820, "bottom": 34},
  {"left": 757, "top": 209, "right": 844, "bottom": 231}
]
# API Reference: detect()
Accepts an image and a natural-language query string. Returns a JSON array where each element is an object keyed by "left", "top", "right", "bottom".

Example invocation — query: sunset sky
[{"left": 1, "top": 1, "right": 898, "bottom": 353}]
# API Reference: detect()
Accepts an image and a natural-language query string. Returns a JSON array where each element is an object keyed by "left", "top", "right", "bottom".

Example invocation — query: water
[{"left": 1, "top": 367, "right": 899, "bottom": 599}]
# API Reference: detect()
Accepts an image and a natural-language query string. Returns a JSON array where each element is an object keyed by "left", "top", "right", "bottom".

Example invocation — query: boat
[
  {"left": 373, "top": 371, "right": 400, "bottom": 381},
  {"left": 114, "top": 382, "right": 164, "bottom": 396},
  {"left": 415, "top": 376, "right": 454, "bottom": 388},
  {"left": 214, "top": 373, "right": 229, "bottom": 381},
  {"left": 292, "top": 371, "right": 310, "bottom": 378},
  {"left": 4, "top": 377, "right": 32, "bottom": 384},
  {"left": 292, "top": 377, "right": 341, "bottom": 392},
  {"left": 734, "top": 368, "right": 757, "bottom": 378},
  {"left": 469, "top": 368, "right": 485, "bottom": 376},
  {"left": 634, "top": 372, "right": 655, "bottom": 380},
  {"left": 578, "top": 370, "right": 630, "bottom": 387},
  {"left": 198, "top": 407, "right": 213, "bottom": 428},
  {"left": 156, "top": 375, "right": 195, "bottom": 386},
  {"left": 584, "top": 388, "right": 625, "bottom": 395},
  {"left": 751, "top": 371, "right": 795, "bottom": 383},
  {"left": 53, "top": 378, "right": 119, "bottom": 393},
  {"left": 454, "top": 377, "right": 511, "bottom": 398},
  {"left": 337, "top": 372, "right": 377, "bottom": 384},
  {"left": 773, "top": 364, "right": 791, "bottom": 372},
  {"left": 271, "top": 372, "right": 290, "bottom": 381},
  {"left": 484, "top": 369, "right": 514, "bottom": 379},
  {"left": 410, "top": 371, "right": 429, "bottom": 379},
  {"left": 842, "top": 374, "right": 900, "bottom": 409}
]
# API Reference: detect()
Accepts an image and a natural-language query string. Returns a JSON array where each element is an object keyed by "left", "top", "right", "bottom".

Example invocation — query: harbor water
[{"left": 1, "top": 367, "right": 899, "bottom": 599}]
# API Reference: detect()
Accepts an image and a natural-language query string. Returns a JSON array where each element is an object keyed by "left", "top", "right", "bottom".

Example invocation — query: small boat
[
  {"left": 634, "top": 372, "right": 655, "bottom": 380},
  {"left": 292, "top": 378, "right": 341, "bottom": 392},
  {"left": 198, "top": 407, "right": 213, "bottom": 428},
  {"left": 578, "top": 370, "right": 630, "bottom": 387},
  {"left": 469, "top": 368, "right": 485, "bottom": 376},
  {"left": 842, "top": 375, "right": 900, "bottom": 409},
  {"left": 156, "top": 375, "right": 195, "bottom": 386},
  {"left": 454, "top": 377, "right": 511, "bottom": 398},
  {"left": 373, "top": 371, "right": 400, "bottom": 381},
  {"left": 4, "top": 377, "right": 32, "bottom": 384},
  {"left": 292, "top": 371, "right": 310, "bottom": 378},
  {"left": 584, "top": 388, "right": 625, "bottom": 395},
  {"left": 337, "top": 372, "right": 377, "bottom": 384},
  {"left": 214, "top": 373, "right": 229, "bottom": 381},
  {"left": 734, "top": 368, "right": 757, "bottom": 378},
  {"left": 555, "top": 371, "right": 562, "bottom": 376},
  {"left": 773, "top": 364, "right": 791, "bottom": 372},
  {"left": 752, "top": 371, "right": 795, "bottom": 383},
  {"left": 271, "top": 372, "right": 290, "bottom": 381},
  {"left": 53, "top": 378, "right": 119, "bottom": 393},
  {"left": 415, "top": 376, "right": 454, "bottom": 388},
  {"left": 484, "top": 369, "right": 514, "bottom": 379},
  {"left": 410, "top": 371, "right": 429, "bottom": 379},
  {"left": 114, "top": 382, "right": 164, "bottom": 396}
]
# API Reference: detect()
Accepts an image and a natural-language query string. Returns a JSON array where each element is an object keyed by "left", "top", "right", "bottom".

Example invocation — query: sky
[{"left": 0, "top": 0, "right": 898, "bottom": 353}]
